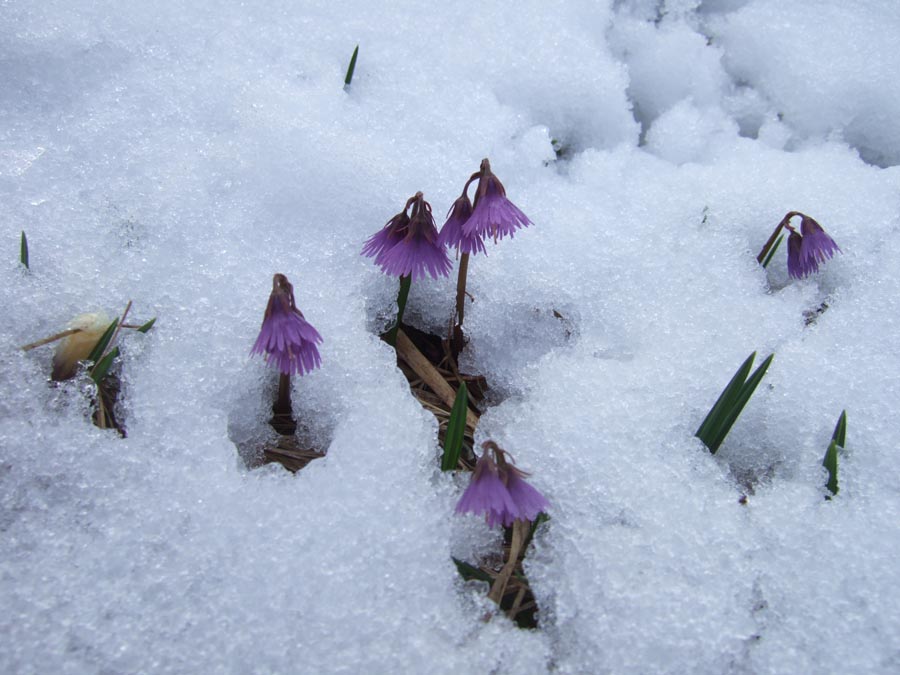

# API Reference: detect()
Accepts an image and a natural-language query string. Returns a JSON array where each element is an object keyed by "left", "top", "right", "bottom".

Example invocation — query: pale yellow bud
[{"left": 52, "top": 312, "right": 111, "bottom": 381}]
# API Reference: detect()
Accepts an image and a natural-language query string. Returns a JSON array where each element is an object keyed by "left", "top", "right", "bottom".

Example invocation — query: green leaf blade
[
  {"left": 706, "top": 353, "right": 774, "bottom": 453},
  {"left": 90, "top": 346, "right": 119, "bottom": 383},
  {"left": 441, "top": 382, "right": 468, "bottom": 471},
  {"left": 823, "top": 439, "right": 839, "bottom": 495},
  {"left": 831, "top": 410, "right": 847, "bottom": 447},
  {"left": 20, "top": 231, "right": 29, "bottom": 268},
  {"left": 86, "top": 319, "right": 119, "bottom": 365},
  {"left": 136, "top": 317, "right": 157, "bottom": 333},
  {"left": 696, "top": 352, "right": 757, "bottom": 451},
  {"left": 344, "top": 44, "right": 359, "bottom": 87}
]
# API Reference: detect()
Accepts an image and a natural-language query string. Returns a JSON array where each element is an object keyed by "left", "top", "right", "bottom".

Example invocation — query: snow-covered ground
[{"left": 3, "top": 1, "right": 900, "bottom": 672}]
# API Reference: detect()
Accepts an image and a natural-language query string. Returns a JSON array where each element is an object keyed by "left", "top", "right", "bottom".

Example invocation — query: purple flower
[
  {"left": 455, "top": 450, "right": 519, "bottom": 528},
  {"left": 455, "top": 441, "right": 549, "bottom": 528},
  {"left": 362, "top": 192, "right": 452, "bottom": 280},
  {"left": 362, "top": 210, "right": 409, "bottom": 264},
  {"left": 461, "top": 159, "right": 531, "bottom": 244},
  {"left": 799, "top": 216, "right": 841, "bottom": 271},
  {"left": 437, "top": 193, "right": 486, "bottom": 256},
  {"left": 251, "top": 273, "right": 323, "bottom": 376},
  {"left": 504, "top": 469, "right": 549, "bottom": 523},
  {"left": 786, "top": 215, "right": 841, "bottom": 279}
]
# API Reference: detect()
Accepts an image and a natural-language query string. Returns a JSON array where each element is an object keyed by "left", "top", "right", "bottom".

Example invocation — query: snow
[{"left": 2, "top": 1, "right": 900, "bottom": 673}]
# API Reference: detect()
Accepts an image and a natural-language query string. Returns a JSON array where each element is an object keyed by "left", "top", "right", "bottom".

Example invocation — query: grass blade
[
  {"left": 823, "top": 439, "right": 839, "bottom": 495},
  {"left": 761, "top": 233, "right": 784, "bottom": 268},
  {"left": 706, "top": 353, "right": 774, "bottom": 453},
  {"left": 344, "top": 44, "right": 359, "bottom": 87},
  {"left": 86, "top": 319, "right": 119, "bottom": 365},
  {"left": 136, "top": 317, "right": 157, "bottom": 333},
  {"left": 441, "top": 382, "right": 468, "bottom": 471},
  {"left": 696, "top": 352, "right": 757, "bottom": 449},
  {"left": 20, "top": 231, "right": 29, "bottom": 268},
  {"left": 90, "top": 346, "right": 119, "bottom": 383},
  {"left": 831, "top": 410, "right": 847, "bottom": 447}
]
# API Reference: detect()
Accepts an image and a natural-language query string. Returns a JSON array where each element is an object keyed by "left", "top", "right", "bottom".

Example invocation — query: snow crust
[{"left": 2, "top": 1, "right": 900, "bottom": 672}]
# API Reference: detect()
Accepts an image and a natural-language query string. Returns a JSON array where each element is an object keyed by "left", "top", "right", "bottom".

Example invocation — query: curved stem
[{"left": 757, "top": 211, "right": 802, "bottom": 264}]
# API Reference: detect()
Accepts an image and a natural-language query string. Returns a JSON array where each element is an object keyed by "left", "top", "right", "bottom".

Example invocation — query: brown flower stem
[
  {"left": 271, "top": 373, "right": 297, "bottom": 436},
  {"left": 452, "top": 252, "right": 470, "bottom": 356},
  {"left": 395, "top": 329, "right": 479, "bottom": 430},
  {"left": 386, "top": 275, "right": 411, "bottom": 347},
  {"left": 488, "top": 519, "right": 529, "bottom": 605},
  {"left": 757, "top": 211, "right": 801, "bottom": 264}
]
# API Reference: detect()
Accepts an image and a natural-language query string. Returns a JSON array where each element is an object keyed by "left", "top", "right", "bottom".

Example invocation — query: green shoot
[
  {"left": 20, "top": 231, "right": 29, "bottom": 268},
  {"left": 441, "top": 382, "right": 468, "bottom": 471},
  {"left": 90, "top": 347, "right": 120, "bottom": 384},
  {"left": 824, "top": 410, "right": 847, "bottom": 496},
  {"left": 136, "top": 317, "right": 157, "bottom": 333},
  {"left": 344, "top": 44, "right": 359, "bottom": 88},
  {"left": 832, "top": 409, "right": 847, "bottom": 447},
  {"left": 823, "top": 440, "right": 839, "bottom": 496},
  {"left": 696, "top": 352, "right": 774, "bottom": 453},
  {"left": 86, "top": 319, "right": 119, "bottom": 365}
]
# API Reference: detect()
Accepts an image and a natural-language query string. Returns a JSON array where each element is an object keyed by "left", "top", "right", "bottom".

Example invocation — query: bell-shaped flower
[
  {"left": 251, "top": 273, "right": 322, "bottom": 376},
  {"left": 455, "top": 441, "right": 549, "bottom": 528},
  {"left": 462, "top": 159, "right": 531, "bottom": 244},
  {"left": 363, "top": 192, "right": 451, "bottom": 280}
]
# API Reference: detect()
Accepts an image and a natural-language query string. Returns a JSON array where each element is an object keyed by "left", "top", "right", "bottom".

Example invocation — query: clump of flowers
[
  {"left": 758, "top": 211, "right": 841, "bottom": 278},
  {"left": 455, "top": 440, "right": 549, "bottom": 528},
  {"left": 251, "top": 273, "right": 322, "bottom": 377}
]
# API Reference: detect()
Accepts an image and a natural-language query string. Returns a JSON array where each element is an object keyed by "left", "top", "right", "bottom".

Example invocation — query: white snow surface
[{"left": 2, "top": 1, "right": 900, "bottom": 673}]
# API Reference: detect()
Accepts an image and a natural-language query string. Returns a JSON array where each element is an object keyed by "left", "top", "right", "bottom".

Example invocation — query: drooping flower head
[
  {"left": 784, "top": 214, "right": 841, "bottom": 279},
  {"left": 362, "top": 192, "right": 452, "bottom": 280},
  {"left": 361, "top": 209, "right": 409, "bottom": 264},
  {"left": 455, "top": 441, "right": 549, "bottom": 528},
  {"left": 461, "top": 159, "right": 532, "bottom": 244},
  {"left": 251, "top": 273, "right": 323, "bottom": 376},
  {"left": 436, "top": 192, "right": 486, "bottom": 256}
]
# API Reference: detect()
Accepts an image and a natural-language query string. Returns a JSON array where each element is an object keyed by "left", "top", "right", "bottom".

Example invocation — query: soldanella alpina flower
[
  {"left": 455, "top": 441, "right": 549, "bottom": 528},
  {"left": 362, "top": 192, "right": 451, "bottom": 280},
  {"left": 462, "top": 159, "right": 532, "bottom": 244},
  {"left": 795, "top": 215, "right": 841, "bottom": 277},
  {"left": 437, "top": 193, "right": 485, "bottom": 256},
  {"left": 758, "top": 211, "right": 841, "bottom": 279},
  {"left": 251, "top": 273, "right": 322, "bottom": 376}
]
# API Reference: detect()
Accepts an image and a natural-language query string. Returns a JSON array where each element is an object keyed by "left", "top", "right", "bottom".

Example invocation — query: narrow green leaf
[
  {"left": 344, "top": 44, "right": 359, "bottom": 87},
  {"left": 761, "top": 233, "right": 784, "bottom": 268},
  {"left": 696, "top": 352, "right": 757, "bottom": 449},
  {"left": 90, "top": 346, "right": 119, "bottom": 383},
  {"left": 20, "top": 231, "right": 29, "bottom": 268},
  {"left": 452, "top": 557, "right": 494, "bottom": 584},
  {"left": 86, "top": 319, "right": 119, "bottom": 365},
  {"left": 831, "top": 410, "right": 847, "bottom": 448},
  {"left": 385, "top": 274, "right": 411, "bottom": 347},
  {"left": 823, "top": 439, "right": 839, "bottom": 495},
  {"left": 136, "top": 317, "right": 157, "bottom": 333},
  {"left": 441, "top": 382, "right": 468, "bottom": 471},
  {"left": 706, "top": 353, "right": 774, "bottom": 453}
]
